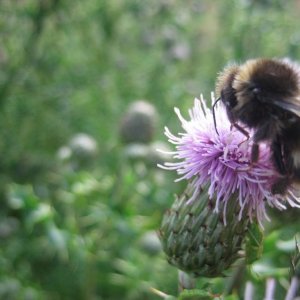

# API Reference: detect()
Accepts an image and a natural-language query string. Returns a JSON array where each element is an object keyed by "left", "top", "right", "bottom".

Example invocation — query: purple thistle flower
[{"left": 159, "top": 95, "right": 300, "bottom": 226}]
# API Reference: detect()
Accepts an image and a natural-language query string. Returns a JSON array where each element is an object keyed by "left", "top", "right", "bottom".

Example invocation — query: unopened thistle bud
[
  {"left": 119, "top": 100, "right": 157, "bottom": 144},
  {"left": 159, "top": 183, "right": 249, "bottom": 277}
]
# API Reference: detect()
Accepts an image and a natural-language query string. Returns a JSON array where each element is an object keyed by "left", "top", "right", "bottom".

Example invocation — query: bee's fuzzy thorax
[{"left": 233, "top": 58, "right": 300, "bottom": 100}]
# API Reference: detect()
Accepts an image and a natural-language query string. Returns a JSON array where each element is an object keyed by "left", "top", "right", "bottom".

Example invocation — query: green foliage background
[{"left": 1, "top": 0, "right": 300, "bottom": 299}]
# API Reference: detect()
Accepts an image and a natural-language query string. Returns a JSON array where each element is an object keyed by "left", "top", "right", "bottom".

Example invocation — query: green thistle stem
[{"left": 178, "top": 271, "right": 196, "bottom": 292}]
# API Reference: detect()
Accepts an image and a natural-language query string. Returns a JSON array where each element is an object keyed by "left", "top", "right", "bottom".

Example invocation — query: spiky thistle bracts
[{"left": 158, "top": 183, "right": 250, "bottom": 277}]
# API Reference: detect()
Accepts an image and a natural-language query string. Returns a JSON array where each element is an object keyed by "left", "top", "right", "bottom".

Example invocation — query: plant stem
[{"left": 178, "top": 271, "right": 196, "bottom": 292}]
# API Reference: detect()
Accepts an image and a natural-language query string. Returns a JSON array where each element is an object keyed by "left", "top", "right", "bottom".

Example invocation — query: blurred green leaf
[{"left": 1, "top": 0, "right": 300, "bottom": 299}]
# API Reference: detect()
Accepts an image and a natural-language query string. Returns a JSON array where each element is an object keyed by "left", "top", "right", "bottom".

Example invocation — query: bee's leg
[
  {"left": 282, "top": 143, "right": 294, "bottom": 173},
  {"left": 231, "top": 123, "right": 251, "bottom": 148},
  {"left": 271, "top": 140, "right": 287, "bottom": 175},
  {"left": 232, "top": 123, "right": 250, "bottom": 139},
  {"left": 270, "top": 140, "right": 290, "bottom": 195},
  {"left": 237, "top": 143, "right": 259, "bottom": 172},
  {"left": 230, "top": 123, "right": 255, "bottom": 172},
  {"left": 271, "top": 177, "right": 290, "bottom": 195},
  {"left": 251, "top": 143, "right": 260, "bottom": 163},
  {"left": 238, "top": 143, "right": 259, "bottom": 173}
]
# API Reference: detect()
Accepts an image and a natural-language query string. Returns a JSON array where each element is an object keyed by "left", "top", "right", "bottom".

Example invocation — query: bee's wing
[{"left": 273, "top": 98, "right": 300, "bottom": 118}]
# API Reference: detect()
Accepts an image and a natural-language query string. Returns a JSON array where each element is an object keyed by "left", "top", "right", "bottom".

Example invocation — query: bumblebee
[{"left": 216, "top": 58, "right": 300, "bottom": 195}]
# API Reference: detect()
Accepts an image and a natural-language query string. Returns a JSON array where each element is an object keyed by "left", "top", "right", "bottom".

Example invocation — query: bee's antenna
[{"left": 212, "top": 97, "right": 221, "bottom": 135}]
